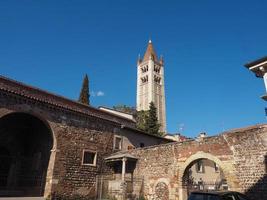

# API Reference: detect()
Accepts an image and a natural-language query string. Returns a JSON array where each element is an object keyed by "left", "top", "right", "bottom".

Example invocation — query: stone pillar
[{"left": 122, "top": 157, "right": 127, "bottom": 181}]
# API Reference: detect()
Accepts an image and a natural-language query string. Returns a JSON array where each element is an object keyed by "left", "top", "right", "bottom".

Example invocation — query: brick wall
[
  {"left": 0, "top": 85, "right": 168, "bottom": 199},
  {"left": 125, "top": 125, "right": 267, "bottom": 200},
  {"left": 223, "top": 126, "right": 267, "bottom": 200},
  {"left": 0, "top": 91, "right": 117, "bottom": 199}
]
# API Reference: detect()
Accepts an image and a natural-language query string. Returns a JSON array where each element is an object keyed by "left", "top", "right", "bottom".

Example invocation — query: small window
[
  {"left": 82, "top": 150, "right": 97, "bottom": 166},
  {"left": 141, "top": 75, "right": 148, "bottom": 83},
  {"left": 114, "top": 135, "right": 122, "bottom": 150},
  {"left": 140, "top": 143, "right": 145, "bottom": 148}
]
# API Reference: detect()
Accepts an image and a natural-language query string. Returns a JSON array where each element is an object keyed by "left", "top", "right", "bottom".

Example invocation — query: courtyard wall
[
  {"left": 0, "top": 76, "right": 168, "bottom": 199},
  {"left": 125, "top": 124, "right": 267, "bottom": 200}
]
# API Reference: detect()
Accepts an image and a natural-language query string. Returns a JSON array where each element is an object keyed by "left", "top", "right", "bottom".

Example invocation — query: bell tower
[{"left": 136, "top": 40, "right": 166, "bottom": 133}]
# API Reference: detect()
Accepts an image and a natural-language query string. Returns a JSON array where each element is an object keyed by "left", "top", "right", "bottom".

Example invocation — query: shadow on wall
[{"left": 245, "top": 154, "right": 267, "bottom": 200}]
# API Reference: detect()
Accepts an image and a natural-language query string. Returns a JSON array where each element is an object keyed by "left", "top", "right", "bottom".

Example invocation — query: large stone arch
[
  {"left": 177, "top": 151, "right": 240, "bottom": 200},
  {"left": 0, "top": 110, "right": 57, "bottom": 197}
]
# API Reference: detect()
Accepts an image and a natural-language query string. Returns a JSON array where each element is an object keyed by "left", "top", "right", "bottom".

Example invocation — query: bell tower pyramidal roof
[{"left": 142, "top": 39, "right": 158, "bottom": 62}]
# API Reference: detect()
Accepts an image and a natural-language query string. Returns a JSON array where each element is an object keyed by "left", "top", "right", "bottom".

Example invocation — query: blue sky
[{"left": 1, "top": 0, "right": 267, "bottom": 137}]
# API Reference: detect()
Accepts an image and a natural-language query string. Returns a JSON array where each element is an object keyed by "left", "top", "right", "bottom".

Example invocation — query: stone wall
[
  {"left": 0, "top": 76, "right": 169, "bottom": 199},
  {"left": 0, "top": 91, "right": 117, "bottom": 199},
  {"left": 223, "top": 126, "right": 267, "bottom": 200},
  {"left": 49, "top": 119, "right": 115, "bottom": 199},
  {"left": 126, "top": 125, "right": 267, "bottom": 200}
]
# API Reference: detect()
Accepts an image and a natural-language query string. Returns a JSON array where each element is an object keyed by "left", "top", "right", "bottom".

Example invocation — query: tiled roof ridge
[
  {"left": 0, "top": 75, "right": 136, "bottom": 126},
  {"left": 98, "top": 106, "right": 136, "bottom": 116}
]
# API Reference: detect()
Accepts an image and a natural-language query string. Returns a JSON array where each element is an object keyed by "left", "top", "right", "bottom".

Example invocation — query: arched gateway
[
  {"left": 178, "top": 152, "right": 238, "bottom": 200},
  {"left": 0, "top": 112, "right": 53, "bottom": 197}
]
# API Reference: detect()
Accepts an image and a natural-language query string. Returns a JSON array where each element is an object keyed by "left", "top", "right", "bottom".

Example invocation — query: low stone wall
[{"left": 126, "top": 124, "right": 267, "bottom": 200}]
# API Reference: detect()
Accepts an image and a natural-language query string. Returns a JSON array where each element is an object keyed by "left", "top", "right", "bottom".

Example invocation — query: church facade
[{"left": 136, "top": 40, "right": 167, "bottom": 132}]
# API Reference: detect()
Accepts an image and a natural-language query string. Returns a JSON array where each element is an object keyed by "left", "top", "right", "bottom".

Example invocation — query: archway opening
[
  {"left": 0, "top": 113, "right": 53, "bottom": 197},
  {"left": 182, "top": 158, "right": 228, "bottom": 196}
]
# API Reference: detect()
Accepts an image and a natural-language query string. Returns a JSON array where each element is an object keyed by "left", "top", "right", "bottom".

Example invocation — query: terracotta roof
[
  {"left": 122, "top": 125, "right": 173, "bottom": 141},
  {"left": 244, "top": 56, "right": 267, "bottom": 68},
  {"left": 0, "top": 75, "right": 136, "bottom": 127},
  {"left": 142, "top": 40, "right": 158, "bottom": 62},
  {"left": 0, "top": 75, "right": 172, "bottom": 141}
]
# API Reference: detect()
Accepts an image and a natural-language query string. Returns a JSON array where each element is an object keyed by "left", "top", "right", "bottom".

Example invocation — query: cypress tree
[
  {"left": 145, "top": 102, "right": 161, "bottom": 136},
  {"left": 136, "top": 110, "right": 149, "bottom": 131},
  {"left": 78, "top": 74, "right": 90, "bottom": 105}
]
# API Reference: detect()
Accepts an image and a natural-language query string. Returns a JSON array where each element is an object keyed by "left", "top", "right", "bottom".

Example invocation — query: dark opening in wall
[{"left": 82, "top": 150, "right": 97, "bottom": 166}]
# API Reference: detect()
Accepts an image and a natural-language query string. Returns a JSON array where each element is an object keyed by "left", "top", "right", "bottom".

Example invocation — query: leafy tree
[
  {"left": 145, "top": 102, "right": 161, "bottom": 136},
  {"left": 112, "top": 103, "right": 162, "bottom": 136},
  {"left": 113, "top": 105, "right": 136, "bottom": 115},
  {"left": 78, "top": 74, "right": 90, "bottom": 105}
]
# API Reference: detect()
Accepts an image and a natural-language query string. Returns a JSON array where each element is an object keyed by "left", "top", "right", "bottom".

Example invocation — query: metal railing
[
  {"left": 96, "top": 174, "right": 144, "bottom": 200},
  {"left": 187, "top": 180, "right": 228, "bottom": 195}
]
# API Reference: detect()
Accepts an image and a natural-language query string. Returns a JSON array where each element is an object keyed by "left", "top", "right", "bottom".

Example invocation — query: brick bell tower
[{"left": 136, "top": 40, "right": 166, "bottom": 133}]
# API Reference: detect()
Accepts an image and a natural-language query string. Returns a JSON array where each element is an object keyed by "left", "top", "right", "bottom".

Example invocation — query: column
[{"left": 122, "top": 157, "right": 127, "bottom": 181}]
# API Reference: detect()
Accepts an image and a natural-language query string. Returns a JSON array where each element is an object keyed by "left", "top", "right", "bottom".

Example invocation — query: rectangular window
[
  {"left": 114, "top": 135, "right": 122, "bottom": 150},
  {"left": 82, "top": 150, "right": 97, "bottom": 166}
]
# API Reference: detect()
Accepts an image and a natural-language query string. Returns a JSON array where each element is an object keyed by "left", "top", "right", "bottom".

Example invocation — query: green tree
[
  {"left": 112, "top": 103, "right": 162, "bottom": 136},
  {"left": 136, "top": 110, "right": 149, "bottom": 131},
  {"left": 145, "top": 102, "right": 161, "bottom": 136},
  {"left": 113, "top": 105, "right": 136, "bottom": 115},
  {"left": 78, "top": 74, "right": 90, "bottom": 105}
]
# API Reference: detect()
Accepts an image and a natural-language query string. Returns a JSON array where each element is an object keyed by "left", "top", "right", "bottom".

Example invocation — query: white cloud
[
  {"left": 96, "top": 91, "right": 105, "bottom": 97},
  {"left": 91, "top": 90, "right": 105, "bottom": 97}
]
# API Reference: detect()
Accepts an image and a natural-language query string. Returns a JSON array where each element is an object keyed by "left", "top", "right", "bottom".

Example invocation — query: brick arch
[
  {"left": 0, "top": 110, "right": 57, "bottom": 198},
  {"left": 177, "top": 151, "right": 240, "bottom": 200}
]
